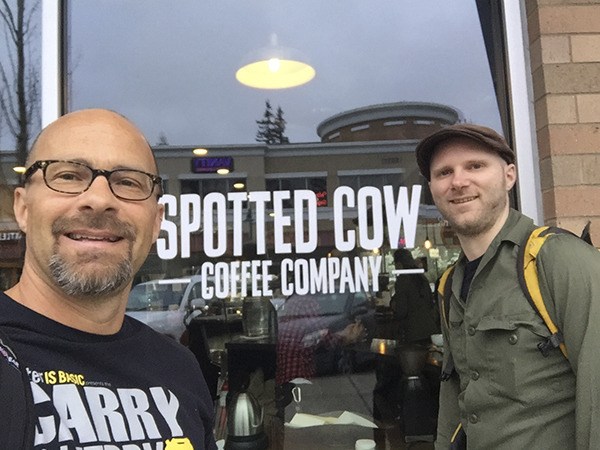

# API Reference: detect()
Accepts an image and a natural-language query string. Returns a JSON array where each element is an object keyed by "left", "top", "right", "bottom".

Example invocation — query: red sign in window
[{"left": 315, "top": 190, "right": 327, "bottom": 207}]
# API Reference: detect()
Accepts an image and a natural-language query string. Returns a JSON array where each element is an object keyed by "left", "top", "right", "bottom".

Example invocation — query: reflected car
[
  {"left": 126, "top": 276, "right": 204, "bottom": 341},
  {"left": 277, "top": 290, "right": 376, "bottom": 377}
]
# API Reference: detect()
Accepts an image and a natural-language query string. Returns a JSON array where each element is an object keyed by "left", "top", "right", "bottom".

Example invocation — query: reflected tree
[
  {"left": 0, "top": 0, "right": 40, "bottom": 167},
  {"left": 156, "top": 131, "right": 169, "bottom": 146},
  {"left": 255, "top": 100, "right": 289, "bottom": 144}
]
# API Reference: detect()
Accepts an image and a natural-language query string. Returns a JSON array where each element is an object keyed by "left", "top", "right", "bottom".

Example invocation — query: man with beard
[
  {"left": 415, "top": 124, "right": 600, "bottom": 449},
  {"left": 0, "top": 109, "right": 217, "bottom": 449}
]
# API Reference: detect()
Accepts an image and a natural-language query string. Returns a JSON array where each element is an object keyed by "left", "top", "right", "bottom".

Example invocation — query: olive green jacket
[{"left": 436, "top": 209, "right": 600, "bottom": 449}]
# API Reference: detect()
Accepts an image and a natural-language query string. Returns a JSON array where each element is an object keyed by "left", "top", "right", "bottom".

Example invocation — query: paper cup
[{"left": 355, "top": 438, "right": 376, "bottom": 450}]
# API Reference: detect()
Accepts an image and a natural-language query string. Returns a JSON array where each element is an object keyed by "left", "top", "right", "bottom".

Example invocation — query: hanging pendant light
[
  {"left": 424, "top": 223, "right": 432, "bottom": 249},
  {"left": 236, "top": 33, "right": 315, "bottom": 90},
  {"left": 424, "top": 236, "right": 432, "bottom": 250}
]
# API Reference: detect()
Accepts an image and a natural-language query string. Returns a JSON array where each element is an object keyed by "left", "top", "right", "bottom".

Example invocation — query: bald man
[{"left": 1, "top": 109, "right": 217, "bottom": 449}]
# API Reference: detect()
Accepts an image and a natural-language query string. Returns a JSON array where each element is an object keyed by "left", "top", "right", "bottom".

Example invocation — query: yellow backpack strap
[
  {"left": 450, "top": 422, "right": 467, "bottom": 449},
  {"left": 438, "top": 265, "right": 456, "bottom": 381},
  {"left": 517, "top": 226, "right": 569, "bottom": 359},
  {"left": 437, "top": 265, "right": 455, "bottom": 331}
]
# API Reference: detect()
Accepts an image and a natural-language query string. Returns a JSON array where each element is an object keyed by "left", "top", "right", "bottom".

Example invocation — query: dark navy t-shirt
[{"left": 0, "top": 292, "right": 217, "bottom": 450}]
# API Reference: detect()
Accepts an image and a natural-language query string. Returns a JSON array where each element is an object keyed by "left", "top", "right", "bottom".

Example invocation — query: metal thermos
[{"left": 225, "top": 391, "right": 268, "bottom": 450}]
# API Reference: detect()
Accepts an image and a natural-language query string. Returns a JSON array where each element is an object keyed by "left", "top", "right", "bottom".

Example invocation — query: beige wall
[{"left": 526, "top": 0, "right": 600, "bottom": 244}]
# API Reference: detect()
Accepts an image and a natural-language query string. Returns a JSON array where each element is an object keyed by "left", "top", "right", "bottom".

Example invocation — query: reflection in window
[
  {"left": 338, "top": 170, "right": 404, "bottom": 193},
  {"left": 64, "top": 2, "right": 504, "bottom": 446},
  {"left": 266, "top": 176, "right": 327, "bottom": 207},
  {"left": 0, "top": 0, "right": 41, "bottom": 291},
  {"left": 67, "top": 2, "right": 502, "bottom": 145},
  {"left": 181, "top": 177, "right": 247, "bottom": 196}
]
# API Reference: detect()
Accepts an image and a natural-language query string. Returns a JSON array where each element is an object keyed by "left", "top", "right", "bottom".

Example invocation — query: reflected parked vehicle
[
  {"left": 126, "top": 276, "right": 204, "bottom": 341},
  {"left": 276, "top": 290, "right": 376, "bottom": 380},
  {"left": 127, "top": 274, "right": 248, "bottom": 342}
]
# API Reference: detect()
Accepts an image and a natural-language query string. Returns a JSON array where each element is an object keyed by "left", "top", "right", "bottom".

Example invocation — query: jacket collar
[{"left": 456, "top": 208, "right": 534, "bottom": 269}]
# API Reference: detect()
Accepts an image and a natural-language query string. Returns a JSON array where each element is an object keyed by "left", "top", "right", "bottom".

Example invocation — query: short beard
[
  {"left": 444, "top": 188, "right": 508, "bottom": 238},
  {"left": 49, "top": 212, "right": 137, "bottom": 299},
  {"left": 49, "top": 252, "right": 133, "bottom": 298},
  {"left": 450, "top": 206, "right": 501, "bottom": 237}
]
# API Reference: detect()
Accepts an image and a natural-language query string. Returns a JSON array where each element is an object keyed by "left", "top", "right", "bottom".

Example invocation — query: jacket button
[
  {"left": 471, "top": 370, "right": 480, "bottom": 381},
  {"left": 508, "top": 334, "right": 518, "bottom": 345},
  {"left": 467, "top": 326, "right": 476, "bottom": 336},
  {"left": 469, "top": 414, "right": 479, "bottom": 424}
]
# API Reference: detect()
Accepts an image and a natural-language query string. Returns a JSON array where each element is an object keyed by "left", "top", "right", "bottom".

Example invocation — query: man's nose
[
  {"left": 450, "top": 168, "right": 470, "bottom": 188},
  {"left": 78, "top": 174, "right": 118, "bottom": 208}
]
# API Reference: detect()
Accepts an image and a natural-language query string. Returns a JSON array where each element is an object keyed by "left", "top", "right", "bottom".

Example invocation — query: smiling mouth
[
  {"left": 66, "top": 233, "right": 122, "bottom": 243},
  {"left": 450, "top": 196, "right": 477, "bottom": 204},
  {"left": 53, "top": 213, "right": 136, "bottom": 245}
]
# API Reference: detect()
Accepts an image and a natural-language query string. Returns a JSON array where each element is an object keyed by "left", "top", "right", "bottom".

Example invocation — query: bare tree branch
[
  {"left": 0, "top": 0, "right": 18, "bottom": 44},
  {"left": 0, "top": 0, "right": 40, "bottom": 165}
]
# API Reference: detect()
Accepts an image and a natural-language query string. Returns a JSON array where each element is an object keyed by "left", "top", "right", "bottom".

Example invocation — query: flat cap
[{"left": 415, "top": 123, "right": 515, "bottom": 181}]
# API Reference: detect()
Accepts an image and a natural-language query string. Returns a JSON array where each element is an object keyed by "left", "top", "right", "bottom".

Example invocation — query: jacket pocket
[{"left": 474, "top": 314, "right": 565, "bottom": 398}]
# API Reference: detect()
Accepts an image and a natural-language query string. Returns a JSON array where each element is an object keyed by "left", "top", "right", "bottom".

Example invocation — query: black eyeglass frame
[{"left": 23, "top": 159, "right": 163, "bottom": 201}]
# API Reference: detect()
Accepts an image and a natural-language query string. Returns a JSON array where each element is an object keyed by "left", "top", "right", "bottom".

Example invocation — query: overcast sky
[{"left": 1, "top": 0, "right": 502, "bottom": 149}]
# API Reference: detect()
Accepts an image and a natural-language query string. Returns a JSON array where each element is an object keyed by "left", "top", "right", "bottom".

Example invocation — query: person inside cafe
[
  {"left": 276, "top": 293, "right": 366, "bottom": 385},
  {"left": 373, "top": 248, "right": 438, "bottom": 425}
]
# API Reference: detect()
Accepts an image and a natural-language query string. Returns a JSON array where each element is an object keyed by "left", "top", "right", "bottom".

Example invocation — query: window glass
[
  {"left": 0, "top": 0, "right": 41, "bottom": 290},
  {"left": 266, "top": 176, "right": 327, "bottom": 208},
  {"left": 182, "top": 177, "right": 247, "bottom": 196},
  {"left": 62, "top": 1, "right": 503, "bottom": 447},
  {"left": 339, "top": 172, "right": 404, "bottom": 192}
]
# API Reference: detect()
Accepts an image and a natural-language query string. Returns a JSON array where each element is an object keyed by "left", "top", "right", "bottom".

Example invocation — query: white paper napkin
[{"left": 286, "top": 411, "right": 378, "bottom": 429}]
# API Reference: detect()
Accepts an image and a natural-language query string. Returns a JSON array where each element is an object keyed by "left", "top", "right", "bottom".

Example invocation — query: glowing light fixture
[
  {"left": 236, "top": 33, "right": 315, "bottom": 90},
  {"left": 193, "top": 148, "right": 208, "bottom": 156},
  {"left": 13, "top": 166, "right": 26, "bottom": 174},
  {"left": 217, "top": 168, "right": 230, "bottom": 175},
  {"left": 424, "top": 223, "right": 433, "bottom": 249},
  {"left": 233, "top": 181, "right": 245, "bottom": 189}
]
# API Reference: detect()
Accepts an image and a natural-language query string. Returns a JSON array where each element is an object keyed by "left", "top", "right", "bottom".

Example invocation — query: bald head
[{"left": 28, "top": 109, "right": 158, "bottom": 173}]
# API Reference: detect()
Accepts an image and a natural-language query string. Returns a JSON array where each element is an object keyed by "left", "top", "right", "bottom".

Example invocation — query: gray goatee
[
  {"left": 50, "top": 212, "right": 136, "bottom": 298},
  {"left": 49, "top": 253, "right": 132, "bottom": 298}
]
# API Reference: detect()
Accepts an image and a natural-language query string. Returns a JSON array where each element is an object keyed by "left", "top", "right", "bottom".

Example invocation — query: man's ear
[
  {"left": 13, "top": 187, "right": 28, "bottom": 233},
  {"left": 505, "top": 163, "right": 517, "bottom": 191},
  {"left": 152, "top": 202, "right": 164, "bottom": 242}
]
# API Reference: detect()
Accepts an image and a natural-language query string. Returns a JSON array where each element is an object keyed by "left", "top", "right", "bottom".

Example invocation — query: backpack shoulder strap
[
  {"left": 517, "top": 226, "right": 571, "bottom": 359},
  {"left": 437, "top": 264, "right": 456, "bottom": 381},
  {"left": 438, "top": 264, "right": 455, "bottom": 330},
  {"left": 0, "top": 327, "right": 35, "bottom": 448}
]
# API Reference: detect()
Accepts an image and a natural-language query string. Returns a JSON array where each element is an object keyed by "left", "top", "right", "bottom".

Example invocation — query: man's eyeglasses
[{"left": 23, "top": 160, "right": 163, "bottom": 201}]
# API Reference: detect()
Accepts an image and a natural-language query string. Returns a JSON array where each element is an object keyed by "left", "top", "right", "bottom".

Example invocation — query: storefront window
[
  {"left": 62, "top": 1, "right": 505, "bottom": 447},
  {"left": 0, "top": 0, "right": 41, "bottom": 290}
]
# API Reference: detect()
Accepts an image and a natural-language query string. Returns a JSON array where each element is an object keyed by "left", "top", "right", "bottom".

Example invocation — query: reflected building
[{"left": 317, "top": 102, "right": 462, "bottom": 143}]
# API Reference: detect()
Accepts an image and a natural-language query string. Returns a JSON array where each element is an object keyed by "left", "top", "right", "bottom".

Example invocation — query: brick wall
[{"left": 526, "top": 0, "right": 600, "bottom": 244}]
